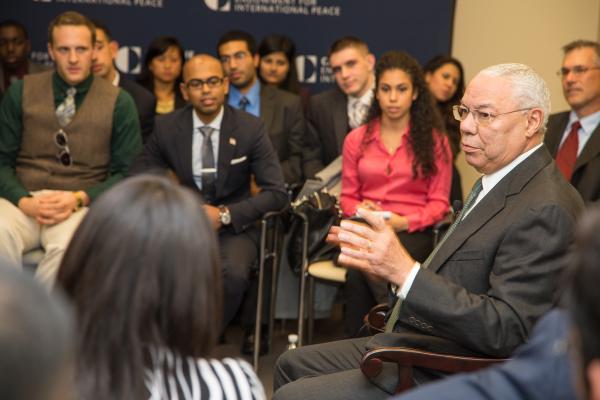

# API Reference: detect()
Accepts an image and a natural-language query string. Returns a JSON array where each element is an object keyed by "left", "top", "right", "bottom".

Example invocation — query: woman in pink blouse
[{"left": 341, "top": 51, "right": 453, "bottom": 337}]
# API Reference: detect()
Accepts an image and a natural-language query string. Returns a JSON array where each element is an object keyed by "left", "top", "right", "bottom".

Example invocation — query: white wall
[{"left": 452, "top": 0, "right": 600, "bottom": 196}]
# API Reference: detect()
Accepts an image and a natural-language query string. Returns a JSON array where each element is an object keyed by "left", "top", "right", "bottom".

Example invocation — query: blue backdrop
[{"left": 2, "top": 0, "right": 455, "bottom": 93}]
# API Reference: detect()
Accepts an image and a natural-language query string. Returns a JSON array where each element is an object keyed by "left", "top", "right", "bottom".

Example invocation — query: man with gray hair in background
[
  {"left": 273, "top": 63, "right": 584, "bottom": 400},
  {"left": 545, "top": 40, "right": 600, "bottom": 203}
]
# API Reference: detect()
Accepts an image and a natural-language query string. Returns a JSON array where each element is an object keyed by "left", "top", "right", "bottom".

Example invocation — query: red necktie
[{"left": 555, "top": 121, "right": 581, "bottom": 180}]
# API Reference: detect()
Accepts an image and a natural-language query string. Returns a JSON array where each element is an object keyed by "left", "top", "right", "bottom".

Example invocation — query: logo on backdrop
[
  {"left": 296, "top": 55, "right": 334, "bottom": 84},
  {"left": 204, "top": 0, "right": 231, "bottom": 11},
  {"left": 202, "top": 0, "right": 341, "bottom": 16},
  {"left": 116, "top": 46, "right": 142, "bottom": 74}
]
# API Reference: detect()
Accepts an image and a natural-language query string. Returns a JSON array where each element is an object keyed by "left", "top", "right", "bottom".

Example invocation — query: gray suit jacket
[
  {"left": 545, "top": 111, "right": 600, "bottom": 203},
  {"left": 370, "top": 147, "right": 584, "bottom": 358},
  {"left": 303, "top": 86, "right": 349, "bottom": 178},
  {"left": 259, "top": 85, "right": 305, "bottom": 185}
]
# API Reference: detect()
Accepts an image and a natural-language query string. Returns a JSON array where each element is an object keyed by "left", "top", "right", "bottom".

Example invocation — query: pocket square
[{"left": 230, "top": 156, "right": 247, "bottom": 165}]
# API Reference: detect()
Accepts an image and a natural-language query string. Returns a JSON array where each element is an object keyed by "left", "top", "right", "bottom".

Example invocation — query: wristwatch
[{"left": 218, "top": 205, "right": 232, "bottom": 226}]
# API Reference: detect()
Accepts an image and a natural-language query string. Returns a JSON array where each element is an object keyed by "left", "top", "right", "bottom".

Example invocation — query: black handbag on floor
[{"left": 287, "top": 188, "right": 341, "bottom": 274}]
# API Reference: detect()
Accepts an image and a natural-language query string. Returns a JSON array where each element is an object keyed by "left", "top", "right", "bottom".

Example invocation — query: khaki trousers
[{"left": 0, "top": 195, "right": 87, "bottom": 285}]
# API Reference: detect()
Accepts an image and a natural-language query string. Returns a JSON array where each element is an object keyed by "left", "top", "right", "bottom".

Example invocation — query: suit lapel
[
  {"left": 259, "top": 85, "right": 275, "bottom": 131},
  {"left": 428, "top": 147, "right": 552, "bottom": 273},
  {"left": 574, "top": 121, "right": 600, "bottom": 171},
  {"left": 216, "top": 106, "right": 237, "bottom": 197},
  {"left": 175, "top": 106, "right": 195, "bottom": 185},
  {"left": 545, "top": 113, "right": 569, "bottom": 156},
  {"left": 332, "top": 89, "right": 349, "bottom": 153}
]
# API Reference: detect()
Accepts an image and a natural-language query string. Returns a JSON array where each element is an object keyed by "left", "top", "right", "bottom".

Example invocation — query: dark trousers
[
  {"left": 219, "top": 227, "right": 259, "bottom": 330},
  {"left": 273, "top": 336, "right": 440, "bottom": 400},
  {"left": 343, "top": 228, "right": 434, "bottom": 337}
]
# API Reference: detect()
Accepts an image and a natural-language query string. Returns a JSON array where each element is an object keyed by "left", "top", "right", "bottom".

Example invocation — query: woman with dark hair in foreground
[{"left": 56, "top": 175, "right": 265, "bottom": 400}]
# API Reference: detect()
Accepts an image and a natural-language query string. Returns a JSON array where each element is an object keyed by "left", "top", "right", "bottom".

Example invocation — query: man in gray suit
[
  {"left": 0, "top": 19, "right": 48, "bottom": 99},
  {"left": 545, "top": 40, "right": 600, "bottom": 203},
  {"left": 217, "top": 30, "right": 304, "bottom": 187},
  {"left": 302, "top": 36, "right": 375, "bottom": 179},
  {"left": 273, "top": 63, "right": 584, "bottom": 400}
]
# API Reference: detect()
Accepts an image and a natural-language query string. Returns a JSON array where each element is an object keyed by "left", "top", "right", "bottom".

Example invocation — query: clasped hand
[{"left": 18, "top": 190, "right": 79, "bottom": 225}]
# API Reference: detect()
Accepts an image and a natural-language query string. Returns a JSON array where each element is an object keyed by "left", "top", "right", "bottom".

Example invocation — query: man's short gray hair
[{"left": 479, "top": 63, "right": 551, "bottom": 133}]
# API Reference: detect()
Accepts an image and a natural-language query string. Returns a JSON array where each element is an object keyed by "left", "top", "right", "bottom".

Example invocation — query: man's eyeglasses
[
  {"left": 186, "top": 77, "right": 224, "bottom": 90},
  {"left": 557, "top": 66, "right": 600, "bottom": 77},
  {"left": 54, "top": 129, "right": 72, "bottom": 167},
  {"left": 452, "top": 105, "right": 531, "bottom": 126}
]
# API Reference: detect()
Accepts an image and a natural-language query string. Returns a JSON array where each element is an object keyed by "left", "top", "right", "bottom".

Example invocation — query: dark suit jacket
[
  {"left": 370, "top": 147, "right": 583, "bottom": 358},
  {"left": 259, "top": 85, "right": 305, "bottom": 185},
  {"left": 303, "top": 86, "right": 349, "bottom": 178},
  {"left": 119, "top": 78, "right": 156, "bottom": 143},
  {"left": 545, "top": 111, "right": 600, "bottom": 203},
  {"left": 396, "top": 309, "right": 575, "bottom": 400},
  {"left": 132, "top": 104, "right": 288, "bottom": 233}
]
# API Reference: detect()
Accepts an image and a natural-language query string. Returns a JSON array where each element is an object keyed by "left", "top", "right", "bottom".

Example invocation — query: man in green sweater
[{"left": 0, "top": 11, "right": 141, "bottom": 285}]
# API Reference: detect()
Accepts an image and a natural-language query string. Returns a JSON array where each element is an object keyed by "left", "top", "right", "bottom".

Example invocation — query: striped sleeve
[{"left": 145, "top": 350, "right": 266, "bottom": 400}]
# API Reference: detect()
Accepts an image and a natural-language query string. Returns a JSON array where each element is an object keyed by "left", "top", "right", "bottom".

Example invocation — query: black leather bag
[{"left": 287, "top": 189, "right": 341, "bottom": 274}]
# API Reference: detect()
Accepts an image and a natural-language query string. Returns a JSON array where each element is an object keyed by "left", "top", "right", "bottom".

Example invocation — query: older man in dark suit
[
  {"left": 91, "top": 20, "right": 156, "bottom": 142},
  {"left": 302, "top": 36, "right": 375, "bottom": 179},
  {"left": 133, "top": 54, "right": 287, "bottom": 332},
  {"left": 545, "top": 40, "right": 600, "bottom": 203},
  {"left": 273, "top": 63, "right": 584, "bottom": 400}
]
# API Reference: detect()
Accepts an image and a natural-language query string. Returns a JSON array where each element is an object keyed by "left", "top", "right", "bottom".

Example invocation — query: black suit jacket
[
  {"left": 303, "top": 86, "right": 349, "bottom": 178},
  {"left": 132, "top": 104, "right": 288, "bottom": 233},
  {"left": 259, "top": 85, "right": 305, "bottom": 185},
  {"left": 370, "top": 147, "right": 583, "bottom": 358},
  {"left": 119, "top": 78, "right": 156, "bottom": 143},
  {"left": 545, "top": 111, "right": 600, "bottom": 203}
]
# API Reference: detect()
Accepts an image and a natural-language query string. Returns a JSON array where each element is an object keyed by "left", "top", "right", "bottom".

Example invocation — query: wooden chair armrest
[
  {"left": 363, "top": 303, "right": 389, "bottom": 334},
  {"left": 361, "top": 346, "right": 508, "bottom": 393}
]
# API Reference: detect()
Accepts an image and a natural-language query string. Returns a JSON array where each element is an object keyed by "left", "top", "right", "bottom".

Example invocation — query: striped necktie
[
  {"left": 384, "top": 177, "right": 484, "bottom": 332},
  {"left": 55, "top": 87, "right": 76, "bottom": 127}
]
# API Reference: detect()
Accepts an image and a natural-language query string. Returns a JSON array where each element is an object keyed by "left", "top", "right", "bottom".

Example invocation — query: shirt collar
[
  {"left": 193, "top": 105, "right": 224, "bottom": 131},
  {"left": 228, "top": 79, "right": 260, "bottom": 106},
  {"left": 568, "top": 109, "right": 600, "bottom": 135},
  {"left": 53, "top": 71, "right": 93, "bottom": 96},
  {"left": 348, "top": 78, "right": 375, "bottom": 106},
  {"left": 481, "top": 143, "right": 543, "bottom": 195},
  {"left": 112, "top": 70, "right": 120, "bottom": 87}
]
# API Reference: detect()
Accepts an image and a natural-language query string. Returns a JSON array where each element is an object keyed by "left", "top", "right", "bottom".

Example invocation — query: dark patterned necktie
[
  {"left": 238, "top": 96, "right": 250, "bottom": 111},
  {"left": 199, "top": 126, "right": 216, "bottom": 202},
  {"left": 384, "top": 177, "right": 484, "bottom": 332},
  {"left": 55, "top": 87, "right": 76, "bottom": 127}
]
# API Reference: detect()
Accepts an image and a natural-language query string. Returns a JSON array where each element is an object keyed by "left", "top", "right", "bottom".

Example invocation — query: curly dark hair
[
  {"left": 423, "top": 55, "right": 465, "bottom": 158},
  {"left": 363, "top": 50, "right": 443, "bottom": 179}
]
